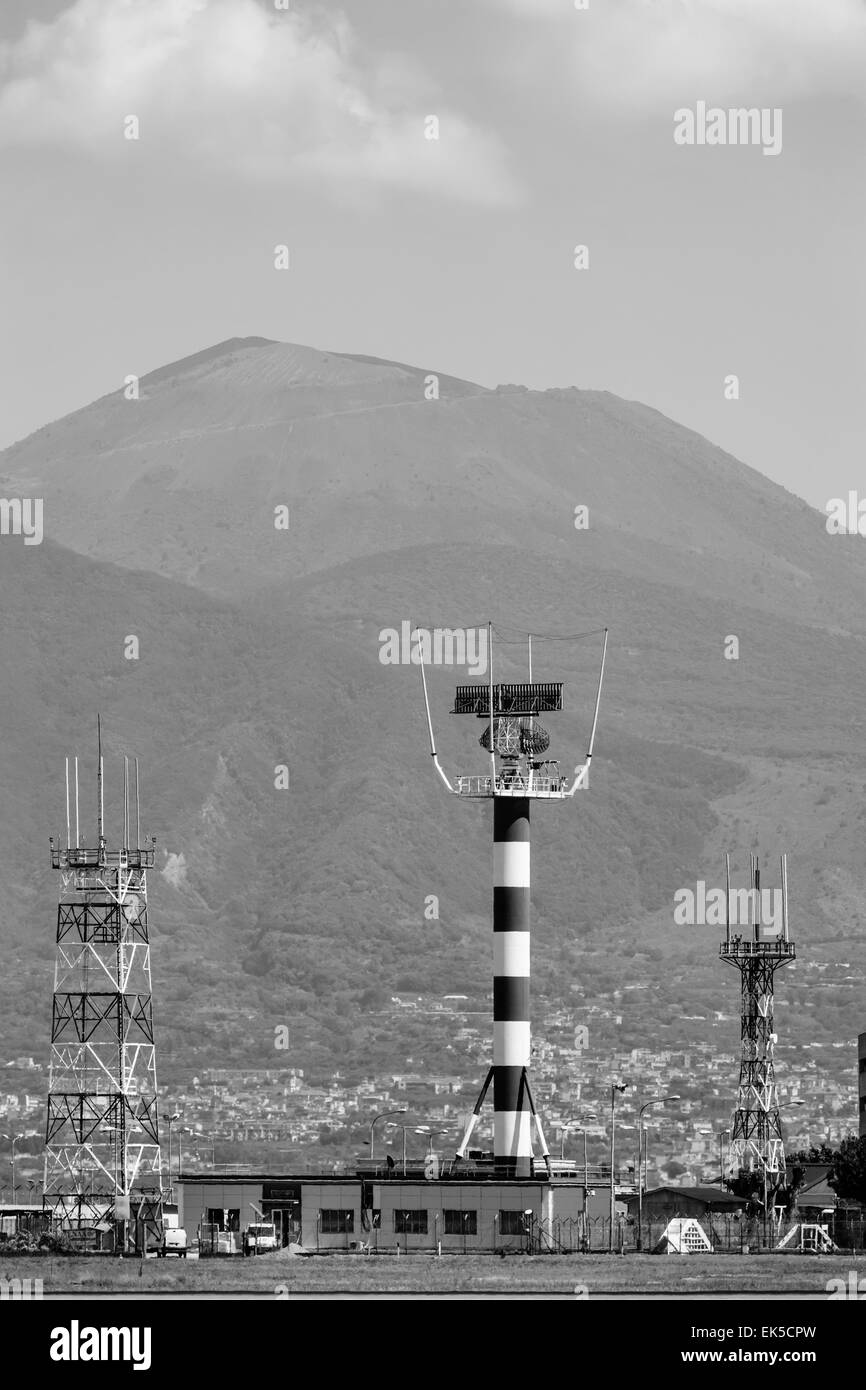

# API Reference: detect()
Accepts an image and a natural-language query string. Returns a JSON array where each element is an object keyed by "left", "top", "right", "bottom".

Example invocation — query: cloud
[
  {"left": 479, "top": 0, "right": 866, "bottom": 105},
  {"left": 0, "top": 0, "right": 521, "bottom": 204}
]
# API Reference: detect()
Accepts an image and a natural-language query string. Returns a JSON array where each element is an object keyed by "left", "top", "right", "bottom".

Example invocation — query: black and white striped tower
[
  {"left": 493, "top": 796, "right": 532, "bottom": 1175},
  {"left": 418, "top": 621, "right": 608, "bottom": 1177}
]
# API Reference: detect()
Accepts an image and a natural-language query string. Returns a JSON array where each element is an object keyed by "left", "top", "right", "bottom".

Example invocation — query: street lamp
[
  {"left": 414, "top": 1127, "right": 449, "bottom": 1166},
  {"left": 769, "top": 1099, "right": 806, "bottom": 1216},
  {"left": 165, "top": 1112, "right": 181, "bottom": 1201},
  {"left": 523, "top": 1208, "right": 535, "bottom": 1256},
  {"left": 1, "top": 1134, "right": 25, "bottom": 1203},
  {"left": 559, "top": 1116, "right": 595, "bottom": 1162},
  {"left": 177, "top": 1126, "right": 197, "bottom": 1178},
  {"left": 609, "top": 1084, "right": 629, "bottom": 1253},
  {"left": 636, "top": 1096, "right": 681, "bottom": 1252},
  {"left": 369, "top": 1110, "right": 406, "bottom": 1164},
  {"left": 385, "top": 1123, "right": 411, "bottom": 1176}
]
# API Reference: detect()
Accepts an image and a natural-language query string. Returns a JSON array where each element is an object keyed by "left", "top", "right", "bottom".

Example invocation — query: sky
[{"left": 0, "top": 0, "right": 864, "bottom": 508}]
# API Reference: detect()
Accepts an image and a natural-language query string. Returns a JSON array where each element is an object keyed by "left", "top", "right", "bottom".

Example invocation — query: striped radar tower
[{"left": 417, "top": 621, "right": 608, "bottom": 1178}]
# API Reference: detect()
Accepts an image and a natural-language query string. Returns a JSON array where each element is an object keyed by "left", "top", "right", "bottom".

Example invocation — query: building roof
[
  {"left": 797, "top": 1175, "right": 839, "bottom": 1207},
  {"left": 634, "top": 1185, "right": 747, "bottom": 1208}
]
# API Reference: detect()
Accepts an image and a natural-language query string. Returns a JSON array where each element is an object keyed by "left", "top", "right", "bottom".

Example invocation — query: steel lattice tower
[
  {"left": 418, "top": 623, "right": 607, "bottom": 1178},
  {"left": 719, "top": 852, "right": 795, "bottom": 1208},
  {"left": 44, "top": 722, "right": 163, "bottom": 1244}
]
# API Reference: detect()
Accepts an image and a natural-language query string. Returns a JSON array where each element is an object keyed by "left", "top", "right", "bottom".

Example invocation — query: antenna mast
[
  {"left": 97, "top": 714, "right": 104, "bottom": 848},
  {"left": 45, "top": 728, "right": 164, "bottom": 1248}
]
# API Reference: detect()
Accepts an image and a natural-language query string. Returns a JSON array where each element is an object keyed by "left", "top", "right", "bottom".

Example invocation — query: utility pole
[{"left": 609, "top": 1084, "right": 628, "bottom": 1253}]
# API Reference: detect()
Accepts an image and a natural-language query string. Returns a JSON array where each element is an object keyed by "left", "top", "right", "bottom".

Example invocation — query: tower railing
[
  {"left": 50, "top": 846, "right": 156, "bottom": 871},
  {"left": 719, "top": 940, "right": 795, "bottom": 959},
  {"left": 454, "top": 772, "right": 569, "bottom": 798}
]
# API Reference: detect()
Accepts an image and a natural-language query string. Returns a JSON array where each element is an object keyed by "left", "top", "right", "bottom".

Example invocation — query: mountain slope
[
  {"left": 0, "top": 340, "right": 863, "bottom": 1112},
  {"left": 2, "top": 338, "right": 864, "bottom": 636}
]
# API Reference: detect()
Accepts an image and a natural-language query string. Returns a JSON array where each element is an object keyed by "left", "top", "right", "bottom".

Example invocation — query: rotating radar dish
[{"left": 479, "top": 717, "right": 550, "bottom": 756}]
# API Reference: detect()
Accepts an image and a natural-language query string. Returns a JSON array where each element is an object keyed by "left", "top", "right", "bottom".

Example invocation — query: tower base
[{"left": 456, "top": 1065, "right": 552, "bottom": 1177}]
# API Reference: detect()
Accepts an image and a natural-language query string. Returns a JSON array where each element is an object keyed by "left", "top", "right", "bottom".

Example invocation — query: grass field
[{"left": 1, "top": 1252, "right": 861, "bottom": 1298}]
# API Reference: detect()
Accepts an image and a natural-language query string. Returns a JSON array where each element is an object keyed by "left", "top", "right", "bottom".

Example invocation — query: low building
[
  {"left": 627, "top": 1185, "right": 748, "bottom": 1219},
  {"left": 177, "top": 1166, "right": 616, "bottom": 1252}
]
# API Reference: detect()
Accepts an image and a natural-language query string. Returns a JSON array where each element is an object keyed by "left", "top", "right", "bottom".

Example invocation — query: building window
[
  {"left": 499, "top": 1210, "right": 529, "bottom": 1236},
  {"left": 320, "top": 1210, "right": 354, "bottom": 1234},
  {"left": 443, "top": 1210, "right": 477, "bottom": 1235},
  {"left": 205, "top": 1208, "right": 240, "bottom": 1232},
  {"left": 394, "top": 1209, "right": 428, "bottom": 1235}
]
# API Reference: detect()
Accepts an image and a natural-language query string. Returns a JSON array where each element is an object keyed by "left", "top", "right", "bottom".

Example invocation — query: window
[
  {"left": 205, "top": 1208, "right": 240, "bottom": 1232},
  {"left": 443, "top": 1210, "right": 477, "bottom": 1235},
  {"left": 320, "top": 1210, "right": 354, "bottom": 1234},
  {"left": 499, "top": 1210, "right": 530, "bottom": 1236},
  {"left": 394, "top": 1209, "right": 428, "bottom": 1235}
]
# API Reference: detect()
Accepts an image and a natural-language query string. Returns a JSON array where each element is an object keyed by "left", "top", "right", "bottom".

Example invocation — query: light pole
[
  {"left": 558, "top": 1117, "right": 586, "bottom": 1162},
  {"left": 177, "top": 1126, "right": 195, "bottom": 1179},
  {"left": 719, "top": 1127, "right": 730, "bottom": 1188},
  {"left": 560, "top": 1117, "right": 594, "bottom": 1162},
  {"left": 609, "top": 1084, "right": 628, "bottom": 1253},
  {"left": 0, "top": 1134, "right": 20, "bottom": 1201},
  {"left": 166, "top": 1112, "right": 181, "bottom": 1202},
  {"left": 557, "top": 1113, "right": 597, "bottom": 1244},
  {"left": 778, "top": 1106, "right": 811, "bottom": 1217},
  {"left": 377, "top": 1119, "right": 411, "bottom": 1175},
  {"left": 636, "top": 1097, "right": 681, "bottom": 1253},
  {"left": 414, "top": 1127, "right": 449, "bottom": 1169},
  {"left": 369, "top": 1109, "right": 406, "bottom": 1164},
  {"left": 523, "top": 1208, "right": 535, "bottom": 1256},
  {"left": 10, "top": 1134, "right": 23, "bottom": 1202}
]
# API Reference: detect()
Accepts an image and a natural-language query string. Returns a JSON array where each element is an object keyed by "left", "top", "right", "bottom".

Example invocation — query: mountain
[{"left": 1, "top": 339, "right": 864, "bottom": 1115}]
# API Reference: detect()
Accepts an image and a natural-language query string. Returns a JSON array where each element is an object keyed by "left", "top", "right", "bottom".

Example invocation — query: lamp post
[
  {"left": 9, "top": 1134, "right": 23, "bottom": 1202},
  {"left": 177, "top": 1126, "right": 195, "bottom": 1178},
  {"left": 769, "top": 1099, "right": 806, "bottom": 1219},
  {"left": 559, "top": 1116, "right": 595, "bottom": 1162},
  {"left": 719, "top": 1127, "right": 730, "bottom": 1189},
  {"left": 556, "top": 1113, "right": 597, "bottom": 1243},
  {"left": 166, "top": 1112, "right": 181, "bottom": 1202},
  {"left": 523, "top": 1208, "right": 535, "bottom": 1256},
  {"left": 369, "top": 1109, "right": 406, "bottom": 1165},
  {"left": 636, "top": 1096, "right": 681, "bottom": 1253},
  {"left": 0, "top": 1134, "right": 22, "bottom": 1201},
  {"left": 378, "top": 1119, "right": 411, "bottom": 1175},
  {"left": 414, "top": 1127, "right": 449, "bottom": 1172},
  {"left": 609, "top": 1084, "right": 629, "bottom": 1253}
]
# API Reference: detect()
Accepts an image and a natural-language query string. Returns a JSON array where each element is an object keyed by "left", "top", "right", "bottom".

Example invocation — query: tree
[
  {"left": 724, "top": 1170, "right": 765, "bottom": 1214},
  {"left": 828, "top": 1134, "right": 866, "bottom": 1206},
  {"left": 788, "top": 1143, "right": 836, "bottom": 1165}
]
